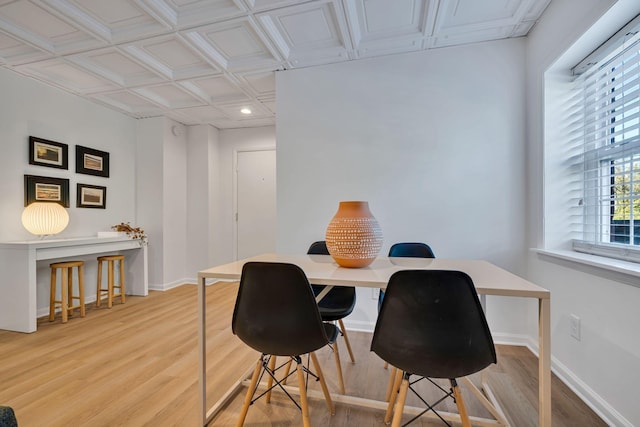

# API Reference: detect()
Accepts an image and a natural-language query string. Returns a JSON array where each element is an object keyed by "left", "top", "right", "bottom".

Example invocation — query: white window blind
[{"left": 571, "top": 20, "right": 640, "bottom": 262}]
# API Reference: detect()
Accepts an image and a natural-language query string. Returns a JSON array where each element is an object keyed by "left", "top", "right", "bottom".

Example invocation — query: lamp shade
[{"left": 21, "top": 202, "right": 69, "bottom": 236}]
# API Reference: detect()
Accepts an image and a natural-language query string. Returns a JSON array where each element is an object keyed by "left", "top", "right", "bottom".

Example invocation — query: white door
[{"left": 236, "top": 150, "right": 276, "bottom": 260}]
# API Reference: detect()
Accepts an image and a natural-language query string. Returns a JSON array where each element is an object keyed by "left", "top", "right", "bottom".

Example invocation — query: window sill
[{"left": 531, "top": 248, "right": 640, "bottom": 288}]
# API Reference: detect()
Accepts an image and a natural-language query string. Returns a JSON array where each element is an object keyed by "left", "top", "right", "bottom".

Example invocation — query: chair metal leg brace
[
  {"left": 385, "top": 372, "right": 508, "bottom": 427},
  {"left": 236, "top": 353, "right": 334, "bottom": 426}
]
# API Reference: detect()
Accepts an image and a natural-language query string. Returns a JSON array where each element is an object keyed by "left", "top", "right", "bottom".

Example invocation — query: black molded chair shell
[
  {"left": 311, "top": 286, "right": 356, "bottom": 321},
  {"left": 388, "top": 242, "right": 435, "bottom": 258},
  {"left": 232, "top": 262, "right": 332, "bottom": 356},
  {"left": 307, "top": 241, "right": 357, "bottom": 320},
  {"left": 371, "top": 270, "right": 496, "bottom": 379},
  {"left": 307, "top": 240, "right": 329, "bottom": 255}
]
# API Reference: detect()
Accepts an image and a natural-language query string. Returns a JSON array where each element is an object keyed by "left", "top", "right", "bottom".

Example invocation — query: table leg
[
  {"left": 539, "top": 298, "right": 551, "bottom": 426},
  {"left": 199, "top": 276, "right": 207, "bottom": 426}
]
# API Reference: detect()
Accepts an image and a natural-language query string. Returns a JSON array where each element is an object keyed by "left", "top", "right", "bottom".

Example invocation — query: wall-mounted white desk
[{"left": 0, "top": 236, "right": 148, "bottom": 333}]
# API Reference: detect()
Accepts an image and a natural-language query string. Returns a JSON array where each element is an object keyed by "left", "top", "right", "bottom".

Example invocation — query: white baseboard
[
  {"left": 340, "top": 326, "right": 629, "bottom": 427},
  {"left": 149, "top": 278, "right": 187, "bottom": 291},
  {"left": 524, "top": 339, "right": 631, "bottom": 427}
]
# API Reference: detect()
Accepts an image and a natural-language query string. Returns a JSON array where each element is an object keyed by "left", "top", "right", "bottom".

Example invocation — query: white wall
[
  {"left": 136, "top": 118, "right": 164, "bottom": 288},
  {"left": 526, "top": 0, "right": 640, "bottom": 425},
  {"left": 0, "top": 67, "right": 138, "bottom": 313},
  {"left": 276, "top": 39, "right": 529, "bottom": 334},
  {"left": 137, "top": 117, "right": 190, "bottom": 289},
  {"left": 186, "top": 124, "right": 220, "bottom": 280},
  {"left": 0, "top": 67, "right": 137, "bottom": 242}
]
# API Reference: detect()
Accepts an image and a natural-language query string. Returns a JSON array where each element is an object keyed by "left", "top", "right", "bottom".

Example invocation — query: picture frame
[
  {"left": 76, "top": 145, "right": 109, "bottom": 177},
  {"left": 29, "top": 136, "right": 68, "bottom": 169},
  {"left": 24, "top": 175, "right": 70, "bottom": 207},
  {"left": 77, "top": 183, "right": 107, "bottom": 209}
]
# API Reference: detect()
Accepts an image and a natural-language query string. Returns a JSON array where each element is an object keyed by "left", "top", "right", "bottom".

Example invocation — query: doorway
[{"left": 235, "top": 149, "right": 276, "bottom": 260}]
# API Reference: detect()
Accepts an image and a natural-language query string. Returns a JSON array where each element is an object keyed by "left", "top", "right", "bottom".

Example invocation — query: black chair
[
  {"left": 380, "top": 242, "right": 436, "bottom": 394},
  {"left": 371, "top": 270, "right": 497, "bottom": 427},
  {"left": 232, "top": 262, "right": 337, "bottom": 427},
  {"left": 0, "top": 406, "right": 18, "bottom": 427},
  {"left": 308, "top": 241, "right": 356, "bottom": 376}
]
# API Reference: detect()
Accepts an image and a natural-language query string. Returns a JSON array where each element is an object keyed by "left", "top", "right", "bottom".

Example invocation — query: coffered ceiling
[{"left": 0, "top": 0, "right": 551, "bottom": 129}]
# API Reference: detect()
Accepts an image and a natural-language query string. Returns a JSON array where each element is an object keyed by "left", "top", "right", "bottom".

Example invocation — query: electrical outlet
[
  {"left": 371, "top": 288, "right": 380, "bottom": 300},
  {"left": 570, "top": 314, "right": 581, "bottom": 341}
]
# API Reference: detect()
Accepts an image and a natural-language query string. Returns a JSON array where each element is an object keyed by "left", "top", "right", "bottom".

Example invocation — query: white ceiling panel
[
  {"left": 244, "top": 0, "right": 305, "bottom": 13},
  {"left": 259, "top": 97, "right": 275, "bottom": 114},
  {"left": 0, "top": 30, "right": 52, "bottom": 64},
  {"left": 67, "top": 47, "right": 164, "bottom": 86},
  {"left": 91, "top": 89, "right": 165, "bottom": 116},
  {"left": 14, "top": 58, "right": 117, "bottom": 93},
  {"left": 122, "top": 34, "right": 220, "bottom": 80},
  {"left": 0, "top": 0, "right": 551, "bottom": 129},
  {"left": 216, "top": 99, "right": 271, "bottom": 120},
  {"left": 345, "top": 0, "right": 430, "bottom": 58},
  {"left": 236, "top": 69, "right": 275, "bottom": 97},
  {"left": 182, "top": 16, "right": 282, "bottom": 71},
  {"left": 258, "top": 0, "right": 351, "bottom": 67},
  {"left": 0, "top": 0, "right": 104, "bottom": 53},
  {"left": 178, "top": 74, "right": 249, "bottom": 104},
  {"left": 132, "top": 82, "right": 204, "bottom": 109},
  {"left": 36, "top": 0, "right": 170, "bottom": 43},
  {"left": 429, "top": 0, "right": 548, "bottom": 47},
  {"left": 169, "top": 104, "right": 229, "bottom": 124},
  {"left": 145, "top": 0, "right": 247, "bottom": 28}
]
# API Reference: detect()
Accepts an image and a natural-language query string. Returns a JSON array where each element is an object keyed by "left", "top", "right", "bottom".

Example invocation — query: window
[{"left": 572, "top": 16, "right": 640, "bottom": 261}]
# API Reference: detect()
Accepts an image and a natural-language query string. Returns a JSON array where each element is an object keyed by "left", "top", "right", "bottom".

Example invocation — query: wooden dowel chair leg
[
  {"left": 296, "top": 360, "right": 311, "bottom": 427},
  {"left": 282, "top": 359, "right": 293, "bottom": 385},
  {"left": 310, "top": 352, "right": 335, "bottom": 415},
  {"left": 390, "top": 373, "right": 410, "bottom": 427},
  {"left": 332, "top": 342, "right": 346, "bottom": 394},
  {"left": 451, "top": 379, "right": 471, "bottom": 427},
  {"left": 338, "top": 319, "right": 355, "bottom": 363},
  {"left": 236, "top": 358, "right": 263, "bottom": 427},
  {"left": 384, "top": 367, "right": 403, "bottom": 424},
  {"left": 266, "top": 356, "right": 276, "bottom": 403},
  {"left": 385, "top": 366, "right": 398, "bottom": 402}
]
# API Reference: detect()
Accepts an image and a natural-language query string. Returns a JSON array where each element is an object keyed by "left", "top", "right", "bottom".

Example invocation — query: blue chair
[
  {"left": 380, "top": 242, "right": 435, "bottom": 310},
  {"left": 372, "top": 270, "right": 496, "bottom": 426}
]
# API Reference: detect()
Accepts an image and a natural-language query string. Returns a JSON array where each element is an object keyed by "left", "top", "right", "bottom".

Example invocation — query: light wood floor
[{"left": 0, "top": 282, "right": 606, "bottom": 427}]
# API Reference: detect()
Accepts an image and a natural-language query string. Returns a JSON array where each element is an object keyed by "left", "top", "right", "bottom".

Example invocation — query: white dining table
[{"left": 197, "top": 253, "right": 551, "bottom": 426}]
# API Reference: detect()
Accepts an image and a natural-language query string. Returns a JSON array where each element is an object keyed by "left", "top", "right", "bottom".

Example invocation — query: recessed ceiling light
[{"left": 240, "top": 107, "right": 252, "bottom": 115}]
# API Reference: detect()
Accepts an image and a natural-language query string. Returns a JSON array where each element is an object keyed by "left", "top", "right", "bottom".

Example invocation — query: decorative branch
[{"left": 111, "top": 222, "right": 147, "bottom": 244}]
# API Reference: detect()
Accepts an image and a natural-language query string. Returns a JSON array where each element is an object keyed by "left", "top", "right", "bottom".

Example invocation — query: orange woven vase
[{"left": 325, "top": 201, "right": 383, "bottom": 268}]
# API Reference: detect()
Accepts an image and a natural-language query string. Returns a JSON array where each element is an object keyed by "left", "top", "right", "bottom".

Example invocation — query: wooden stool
[
  {"left": 49, "top": 261, "right": 85, "bottom": 323},
  {"left": 96, "top": 255, "right": 125, "bottom": 308}
]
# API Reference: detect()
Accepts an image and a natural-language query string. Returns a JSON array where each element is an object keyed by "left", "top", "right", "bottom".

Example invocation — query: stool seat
[
  {"left": 49, "top": 260, "right": 85, "bottom": 323},
  {"left": 96, "top": 255, "right": 125, "bottom": 308}
]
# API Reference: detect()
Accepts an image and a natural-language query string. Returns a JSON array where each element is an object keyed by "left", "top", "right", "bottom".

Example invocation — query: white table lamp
[{"left": 21, "top": 202, "right": 69, "bottom": 236}]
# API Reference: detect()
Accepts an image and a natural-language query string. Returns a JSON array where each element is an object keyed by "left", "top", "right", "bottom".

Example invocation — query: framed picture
[
  {"left": 24, "top": 175, "right": 70, "bottom": 207},
  {"left": 77, "top": 184, "right": 107, "bottom": 209},
  {"left": 29, "top": 136, "right": 68, "bottom": 169},
  {"left": 76, "top": 145, "right": 109, "bottom": 177}
]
